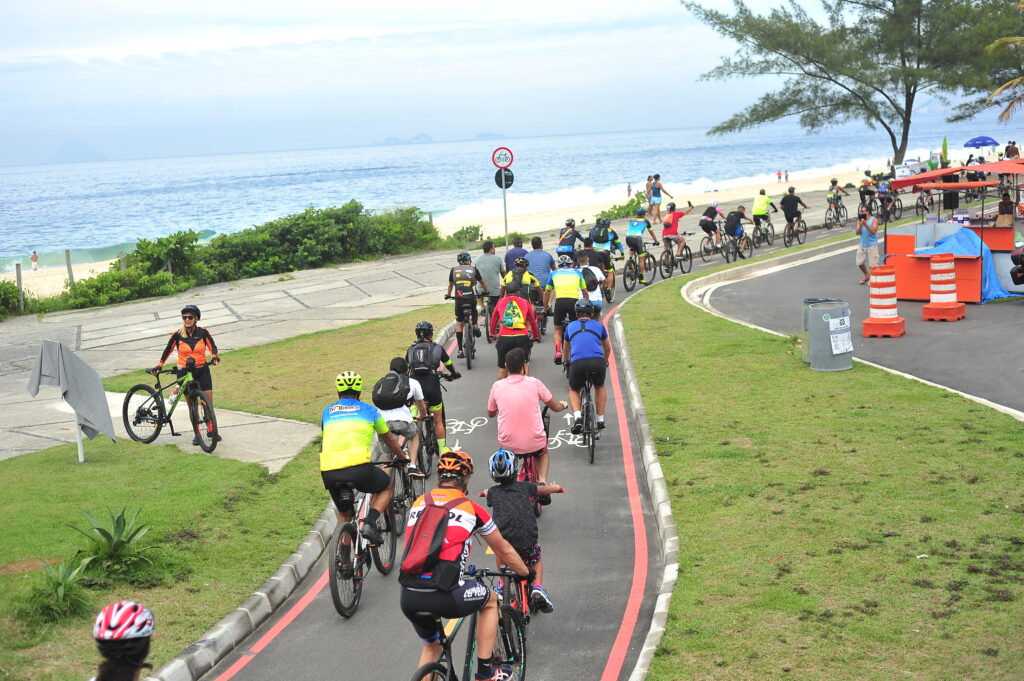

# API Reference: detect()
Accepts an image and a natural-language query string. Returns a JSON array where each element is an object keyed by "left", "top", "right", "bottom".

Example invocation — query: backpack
[
  {"left": 408, "top": 341, "right": 435, "bottom": 376},
  {"left": 581, "top": 266, "right": 599, "bottom": 292},
  {"left": 593, "top": 222, "right": 609, "bottom": 243},
  {"left": 567, "top": 318, "right": 604, "bottom": 344},
  {"left": 501, "top": 298, "right": 527, "bottom": 330},
  {"left": 398, "top": 493, "right": 467, "bottom": 591},
  {"left": 372, "top": 371, "right": 410, "bottom": 410}
]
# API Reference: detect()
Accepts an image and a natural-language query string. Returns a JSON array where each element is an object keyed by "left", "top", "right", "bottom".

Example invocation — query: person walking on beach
[
  {"left": 784, "top": 170, "right": 789, "bottom": 182},
  {"left": 777, "top": 170, "right": 782, "bottom": 183},
  {"left": 644, "top": 176, "right": 654, "bottom": 219},
  {"left": 855, "top": 207, "right": 880, "bottom": 284},
  {"left": 648, "top": 174, "right": 673, "bottom": 225},
  {"left": 30, "top": 251, "right": 39, "bottom": 271}
]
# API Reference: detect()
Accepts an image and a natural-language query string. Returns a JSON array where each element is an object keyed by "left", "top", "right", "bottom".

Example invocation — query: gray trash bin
[
  {"left": 802, "top": 298, "right": 842, "bottom": 363},
  {"left": 808, "top": 300, "right": 853, "bottom": 371}
]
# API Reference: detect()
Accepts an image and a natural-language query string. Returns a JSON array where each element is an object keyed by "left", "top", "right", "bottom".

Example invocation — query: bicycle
[
  {"left": 373, "top": 426, "right": 427, "bottom": 530},
  {"left": 445, "top": 295, "right": 477, "bottom": 370},
  {"left": 824, "top": 195, "right": 848, "bottom": 229},
  {"left": 416, "top": 373, "right": 452, "bottom": 477},
  {"left": 751, "top": 216, "right": 775, "bottom": 247},
  {"left": 699, "top": 220, "right": 728, "bottom": 262},
  {"left": 513, "top": 406, "right": 551, "bottom": 518},
  {"left": 781, "top": 214, "right": 807, "bottom": 248},
  {"left": 122, "top": 357, "right": 219, "bottom": 453},
  {"left": 622, "top": 240, "right": 658, "bottom": 291},
  {"left": 327, "top": 458, "right": 406, "bottom": 618},
  {"left": 914, "top": 191, "right": 934, "bottom": 216},
  {"left": 878, "top": 194, "right": 902, "bottom": 222},
  {"left": 721, "top": 227, "right": 753, "bottom": 262},
  {"left": 658, "top": 232, "right": 693, "bottom": 278},
  {"left": 408, "top": 566, "right": 528, "bottom": 681},
  {"left": 579, "top": 371, "right": 599, "bottom": 464}
]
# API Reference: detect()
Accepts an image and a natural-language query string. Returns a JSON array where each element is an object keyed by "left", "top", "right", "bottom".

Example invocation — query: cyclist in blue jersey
[
  {"left": 626, "top": 207, "right": 660, "bottom": 285},
  {"left": 588, "top": 218, "right": 619, "bottom": 292},
  {"left": 562, "top": 299, "right": 612, "bottom": 434},
  {"left": 556, "top": 218, "right": 584, "bottom": 261}
]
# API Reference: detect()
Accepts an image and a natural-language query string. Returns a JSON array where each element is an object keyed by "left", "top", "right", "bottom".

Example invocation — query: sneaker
[
  {"left": 475, "top": 664, "right": 514, "bottom": 681},
  {"left": 531, "top": 586, "right": 554, "bottom": 614},
  {"left": 553, "top": 353, "right": 562, "bottom": 365},
  {"left": 597, "top": 421, "right": 606, "bottom": 431},
  {"left": 191, "top": 436, "right": 201, "bottom": 446},
  {"left": 571, "top": 417, "right": 583, "bottom": 435},
  {"left": 407, "top": 465, "right": 425, "bottom": 479},
  {"left": 473, "top": 326, "right": 482, "bottom": 338},
  {"left": 213, "top": 433, "right": 222, "bottom": 442},
  {"left": 457, "top": 350, "right": 466, "bottom": 359},
  {"left": 639, "top": 277, "right": 649, "bottom": 285},
  {"left": 361, "top": 521, "right": 383, "bottom": 546}
]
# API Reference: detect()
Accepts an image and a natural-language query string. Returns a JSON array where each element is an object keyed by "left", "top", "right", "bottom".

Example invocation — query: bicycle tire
[
  {"left": 328, "top": 522, "right": 362, "bottom": 617},
  {"left": 721, "top": 238, "right": 733, "bottom": 263},
  {"left": 409, "top": 661, "right": 450, "bottom": 681},
  {"left": 678, "top": 244, "right": 692, "bottom": 274},
  {"left": 839, "top": 205, "right": 848, "bottom": 225},
  {"left": 122, "top": 384, "right": 165, "bottom": 443},
  {"left": 659, "top": 249, "right": 674, "bottom": 279},
  {"left": 370, "top": 506, "right": 397, "bottom": 575},
  {"left": 622, "top": 259, "right": 638, "bottom": 291},
  {"left": 915, "top": 196, "right": 927, "bottom": 216},
  {"left": 583, "top": 388, "right": 595, "bottom": 465},
  {"left": 698, "top": 236, "right": 712, "bottom": 262},
  {"left": 740, "top": 235, "right": 753, "bottom": 259},
  {"left": 497, "top": 605, "right": 528, "bottom": 679},
  {"left": 825, "top": 208, "right": 836, "bottom": 229},
  {"left": 464, "top": 331, "right": 474, "bottom": 370},
  {"left": 893, "top": 197, "right": 903, "bottom": 220},
  {"left": 188, "top": 389, "right": 219, "bottom": 453},
  {"left": 796, "top": 219, "right": 807, "bottom": 244},
  {"left": 419, "top": 419, "right": 437, "bottom": 476},
  {"left": 391, "top": 467, "right": 409, "bottom": 537},
  {"left": 642, "top": 252, "right": 657, "bottom": 282}
]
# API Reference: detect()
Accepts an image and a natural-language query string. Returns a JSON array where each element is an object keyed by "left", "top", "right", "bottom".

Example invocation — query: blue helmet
[
  {"left": 488, "top": 449, "right": 517, "bottom": 483},
  {"left": 635, "top": 207, "right": 646, "bottom": 217}
]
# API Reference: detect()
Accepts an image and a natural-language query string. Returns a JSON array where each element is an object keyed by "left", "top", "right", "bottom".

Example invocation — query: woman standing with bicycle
[{"left": 152, "top": 305, "right": 220, "bottom": 445}]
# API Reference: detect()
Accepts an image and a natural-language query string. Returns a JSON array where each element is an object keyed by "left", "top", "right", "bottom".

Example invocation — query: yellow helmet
[{"left": 335, "top": 371, "right": 363, "bottom": 393}]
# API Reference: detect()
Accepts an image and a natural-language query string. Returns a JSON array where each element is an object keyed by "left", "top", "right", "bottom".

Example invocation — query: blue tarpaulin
[{"left": 915, "top": 228, "right": 1011, "bottom": 302}]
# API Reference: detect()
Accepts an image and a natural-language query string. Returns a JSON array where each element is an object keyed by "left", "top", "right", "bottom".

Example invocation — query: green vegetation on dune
[{"left": 621, "top": 277, "right": 1024, "bottom": 680}]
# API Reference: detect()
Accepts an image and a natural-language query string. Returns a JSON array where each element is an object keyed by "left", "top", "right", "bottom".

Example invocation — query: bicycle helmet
[
  {"left": 180, "top": 304, "right": 200, "bottom": 320},
  {"left": 514, "top": 256, "right": 528, "bottom": 269},
  {"left": 94, "top": 601, "right": 154, "bottom": 668},
  {"left": 666, "top": 202, "right": 676, "bottom": 212},
  {"left": 557, "top": 254, "right": 574, "bottom": 268},
  {"left": 457, "top": 251, "right": 471, "bottom": 264},
  {"left": 599, "top": 217, "right": 611, "bottom": 227},
  {"left": 830, "top": 178, "right": 838, "bottom": 184},
  {"left": 415, "top": 320, "right": 433, "bottom": 339},
  {"left": 438, "top": 449, "right": 474, "bottom": 479},
  {"left": 635, "top": 207, "right": 646, "bottom": 217},
  {"left": 759, "top": 189, "right": 766, "bottom": 195},
  {"left": 574, "top": 298, "right": 596, "bottom": 317},
  {"left": 335, "top": 371, "right": 363, "bottom": 393},
  {"left": 565, "top": 218, "right": 575, "bottom": 228},
  {"left": 488, "top": 449, "right": 517, "bottom": 483},
  {"left": 710, "top": 200, "right": 718, "bottom": 207}
]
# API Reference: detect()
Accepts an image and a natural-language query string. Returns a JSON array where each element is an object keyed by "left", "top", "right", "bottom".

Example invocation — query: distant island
[
  {"left": 46, "top": 140, "right": 108, "bottom": 164},
  {"left": 373, "top": 133, "right": 434, "bottom": 146}
]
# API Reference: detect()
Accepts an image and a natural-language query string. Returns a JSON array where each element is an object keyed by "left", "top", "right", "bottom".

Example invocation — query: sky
[{"left": 0, "top": 1, "right": 820, "bottom": 165}]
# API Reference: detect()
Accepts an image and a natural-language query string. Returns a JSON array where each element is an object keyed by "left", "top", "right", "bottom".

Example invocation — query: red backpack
[{"left": 398, "top": 492, "right": 467, "bottom": 590}]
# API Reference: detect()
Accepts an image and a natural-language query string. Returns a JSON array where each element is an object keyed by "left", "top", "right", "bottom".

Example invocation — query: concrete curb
[
  {"left": 145, "top": 321, "right": 457, "bottom": 681},
  {"left": 607, "top": 307, "right": 680, "bottom": 681}
]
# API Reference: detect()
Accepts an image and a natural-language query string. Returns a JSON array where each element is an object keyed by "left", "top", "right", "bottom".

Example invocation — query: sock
[
  {"left": 573, "top": 411, "right": 581, "bottom": 419},
  {"left": 533, "top": 582, "right": 543, "bottom": 590},
  {"left": 366, "top": 508, "right": 380, "bottom": 526},
  {"left": 455, "top": 331, "right": 463, "bottom": 349},
  {"left": 438, "top": 438, "right": 446, "bottom": 451},
  {"left": 477, "top": 657, "right": 493, "bottom": 677},
  {"left": 597, "top": 414, "right": 605, "bottom": 422}
]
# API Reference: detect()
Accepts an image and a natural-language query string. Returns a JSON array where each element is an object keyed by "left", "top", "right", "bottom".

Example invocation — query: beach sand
[{"left": 0, "top": 259, "right": 117, "bottom": 298}]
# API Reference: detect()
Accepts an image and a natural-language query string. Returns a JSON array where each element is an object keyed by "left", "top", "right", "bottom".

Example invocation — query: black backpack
[
  {"left": 592, "top": 223, "right": 609, "bottom": 243},
  {"left": 581, "top": 267, "right": 599, "bottom": 292},
  {"left": 372, "top": 371, "right": 410, "bottom": 410},
  {"left": 408, "top": 341, "right": 435, "bottom": 376}
]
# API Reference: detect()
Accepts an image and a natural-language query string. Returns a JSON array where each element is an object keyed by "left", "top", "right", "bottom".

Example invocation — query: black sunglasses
[{"left": 181, "top": 315, "right": 196, "bottom": 320}]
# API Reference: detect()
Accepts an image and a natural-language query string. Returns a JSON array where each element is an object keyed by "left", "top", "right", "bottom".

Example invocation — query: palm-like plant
[
  {"left": 69, "top": 507, "right": 154, "bottom": 575},
  {"left": 986, "top": 3, "right": 1024, "bottom": 121}
]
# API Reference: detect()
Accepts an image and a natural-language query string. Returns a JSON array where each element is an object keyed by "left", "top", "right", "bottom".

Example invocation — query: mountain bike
[
  {"left": 416, "top": 373, "right": 452, "bottom": 477},
  {"left": 327, "top": 459, "right": 406, "bottom": 618},
  {"left": 445, "top": 295, "right": 477, "bottom": 370},
  {"left": 659, "top": 232, "right": 693, "bottom": 278},
  {"left": 824, "top": 196, "right": 848, "bottom": 229},
  {"left": 721, "top": 227, "right": 753, "bottom": 262},
  {"left": 782, "top": 214, "right": 807, "bottom": 248},
  {"left": 579, "top": 372, "right": 599, "bottom": 464},
  {"left": 915, "top": 191, "right": 934, "bottom": 216},
  {"left": 408, "top": 566, "right": 528, "bottom": 681},
  {"left": 699, "top": 220, "right": 727, "bottom": 262},
  {"left": 751, "top": 217, "right": 775, "bottom": 247},
  {"left": 122, "top": 358, "right": 219, "bottom": 452},
  {"left": 622, "top": 240, "right": 658, "bottom": 291},
  {"left": 373, "top": 425, "right": 426, "bottom": 530}
]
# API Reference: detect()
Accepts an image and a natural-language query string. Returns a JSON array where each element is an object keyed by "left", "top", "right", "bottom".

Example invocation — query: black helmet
[
  {"left": 514, "top": 256, "right": 528, "bottom": 269},
  {"left": 759, "top": 189, "right": 766, "bottom": 195},
  {"left": 565, "top": 218, "right": 575, "bottom": 228},
  {"left": 415, "top": 321, "right": 433, "bottom": 339},
  {"left": 830, "top": 178, "right": 838, "bottom": 184},
  {"left": 457, "top": 251, "right": 471, "bottom": 264},
  {"left": 666, "top": 202, "right": 676, "bottom": 212},
  {"left": 180, "top": 304, "right": 200, "bottom": 321},
  {"left": 635, "top": 207, "right": 646, "bottom": 217},
  {"left": 574, "top": 298, "right": 596, "bottom": 316}
]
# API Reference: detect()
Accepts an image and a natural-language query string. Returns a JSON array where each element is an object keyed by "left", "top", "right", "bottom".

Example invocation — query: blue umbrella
[{"left": 964, "top": 135, "right": 999, "bottom": 148}]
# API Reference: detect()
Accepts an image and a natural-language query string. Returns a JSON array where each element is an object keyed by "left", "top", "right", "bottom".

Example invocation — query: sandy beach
[{"left": 0, "top": 259, "right": 117, "bottom": 298}]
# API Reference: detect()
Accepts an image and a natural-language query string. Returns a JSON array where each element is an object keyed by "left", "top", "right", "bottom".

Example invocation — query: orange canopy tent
[
  {"left": 916, "top": 181, "right": 1000, "bottom": 190},
  {"left": 956, "top": 159, "right": 1024, "bottom": 174},
  {"left": 891, "top": 166, "right": 964, "bottom": 191}
]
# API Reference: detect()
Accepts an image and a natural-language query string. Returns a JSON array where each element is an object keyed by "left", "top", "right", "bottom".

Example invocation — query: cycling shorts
[
  {"left": 625, "top": 236, "right": 644, "bottom": 254},
  {"left": 416, "top": 374, "right": 445, "bottom": 412},
  {"left": 594, "top": 250, "right": 612, "bottom": 270},
  {"left": 321, "top": 463, "right": 389, "bottom": 511},
  {"left": 175, "top": 365, "right": 212, "bottom": 392},
  {"left": 784, "top": 211, "right": 801, "bottom": 224},
  {"left": 699, "top": 219, "right": 718, "bottom": 235},
  {"left": 515, "top": 543, "right": 542, "bottom": 568},
  {"left": 552, "top": 298, "right": 578, "bottom": 327},
  {"left": 454, "top": 299, "right": 477, "bottom": 323},
  {"left": 400, "top": 581, "right": 491, "bottom": 643},
  {"left": 752, "top": 214, "right": 769, "bottom": 227},
  {"left": 726, "top": 224, "right": 745, "bottom": 239},
  {"left": 663, "top": 234, "right": 682, "bottom": 246},
  {"left": 568, "top": 356, "right": 606, "bottom": 391},
  {"left": 496, "top": 335, "right": 533, "bottom": 369}
]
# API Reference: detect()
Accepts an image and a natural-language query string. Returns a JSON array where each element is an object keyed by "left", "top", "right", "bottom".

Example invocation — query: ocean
[{"left": 0, "top": 114, "right": 1008, "bottom": 272}]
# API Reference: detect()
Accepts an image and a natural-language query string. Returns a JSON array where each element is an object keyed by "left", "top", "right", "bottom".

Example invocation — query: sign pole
[
  {"left": 502, "top": 175, "right": 509, "bottom": 249},
  {"left": 491, "top": 147, "right": 514, "bottom": 252}
]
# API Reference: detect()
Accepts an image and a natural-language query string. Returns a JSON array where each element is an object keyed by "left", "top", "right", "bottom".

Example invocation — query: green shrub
[
  {"left": 70, "top": 508, "right": 154, "bottom": 578},
  {"left": 23, "top": 554, "right": 93, "bottom": 623},
  {"left": 0, "top": 280, "right": 20, "bottom": 317},
  {"left": 60, "top": 267, "right": 193, "bottom": 309},
  {"left": 446, "top": 224, "right": 483, "bottom": 244},
  {"left": 125, "top": 230, "right": 202, "bottom": 277},
  {"left": 366, "top": 207, "right": 439, "bottom": 255},
  {"left": 597, "top": 195, "right": 645, "bottom": 220}
]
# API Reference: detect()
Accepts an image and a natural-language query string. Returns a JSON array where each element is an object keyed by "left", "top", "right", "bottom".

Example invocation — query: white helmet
[{"left": 710, "top": 200, "right": 719, "bottom": 208}]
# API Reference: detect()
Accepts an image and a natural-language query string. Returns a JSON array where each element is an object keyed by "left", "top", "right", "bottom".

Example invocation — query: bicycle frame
[{"left": 152, "top": 367, "right": 201, "bottom": 418}]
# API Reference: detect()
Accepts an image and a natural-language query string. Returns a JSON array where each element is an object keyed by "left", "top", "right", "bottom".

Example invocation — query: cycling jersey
[
  {"left": 403, "top": 487, "right": 496, "bottom": 585},
  {"left": 557, "top": 227, "right": 583, "bottom": 249},
  {"left": 545, "top": 268, "right": 585, "bottom": 300},
  {"left": 661, "top": 210, "right": 687, "bottom": 237},
  {"left": 320, "top": 398, "right": 388, "bottom": 471},
  {"left": 157, "top": 327, "right": 218, "bottom": 369},
  {"left": 449, "top": 265, "right": 481, "bottom": 298},
  {"left": 779, "top": 194, "right": 803, "bottom": 216},
  {"left": 502, "top": 269, "right": 540, "bottom": 291},
  {"left": 751, "top": 195, "right": 775, "bottom": 216},
  {"left": 626, "top": 218, "right": 651, "bottom": 237},
  {"left": 490, "top": 295, "right": 539, "bottom": 338},
  {"left": 590, "top": 226, "right": 619, "bottom": 251},
  {"left": 564, "top": 318, "right": 607, "bottom": 361}
]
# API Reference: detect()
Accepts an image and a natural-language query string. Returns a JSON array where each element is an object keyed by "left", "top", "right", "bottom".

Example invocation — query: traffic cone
[
  {"left": 921, "top": 254, "right": 966, "bottom": 322},
  {"left": 862, "top": 265, "right": 906, "bottom": 338}
]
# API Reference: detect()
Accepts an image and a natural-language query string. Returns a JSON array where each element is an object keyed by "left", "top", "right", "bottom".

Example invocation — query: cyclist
[
  {"left": 780, "top": 187, "right": 809, "bottom": 242},
  {"left": 499, "top": 256, "right": 540, "bottom": 300},
  {"left": 483, "top": 449, "right": 565, "bottom": 614},
  {"left": 407, "top": 321, "right": 461, "bottom": 453},
  {"left": 825, "top": 178, "right": 849, "bottom": 210},
  {"left": 699, "top": 200, "right": 726, "bottom": 251},
  {"left": 92, "top": 600, "right": 155, "bottom": 681},
  {"left": 486, "top": 347, "right": 569, "bottom": 497},
  {"left": 544, "top": 254, "right": 585, "bottom": 365},
  {"left": 447, "top": 251, "right": 489, "bottom": 359},
  {"left": 589, "top": 218, "right": 621, "bottom": 291},
  {"left": 152, "top": 304, "right": 220, "bottom": 446},
  {"left": 321, "top": 371, "right": 409, "bottom": 546},
  {"left": 625, "top": 206, "right": 659, "bottom": 285},
  {"left": 556, "top": 218, "right": 584, "bottom": 261},
  {"left": 475, "top": 241, "right": 505, "bottom": 326},
  {"left": 858, "top": 170, "right": 877, "bottom": 207},
  {"left": 562, "top": 298, "right": 612, "bottom": 435},
  {"left": 576, "top": 252, "right": 606, "bottom": 318},
  {"left": 723, "top": 206, "right": 754, "bottom": 259},
  {"left": 489, "top": 280, "right": 540, "bottom": 380},
  {"left": 399, "top": 450, "right": 533, "bottom": 681},
  {"left": 371, "top": 356, "right": 428, "bottom": 477},
  {"left": 876, "top": 178, "right": 896, "bottom": 220},
  {"left": 751, "top": 190, "right": 778, "bottom": 232},
  {"left": 661, "top": 200, "right": 695, "bottom": 258}
]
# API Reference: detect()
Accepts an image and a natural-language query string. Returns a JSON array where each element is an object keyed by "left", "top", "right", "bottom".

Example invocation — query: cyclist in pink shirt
[{"left": 486, "top": 348, "right": 567, "bottom": 488}]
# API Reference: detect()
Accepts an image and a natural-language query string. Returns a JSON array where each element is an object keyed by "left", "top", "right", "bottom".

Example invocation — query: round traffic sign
[
  {"left": 492, "top": 147, "right": 513, "bottom": 169},
  {"left": 494, "top": 168, "right": 514, "bottom": 189}
]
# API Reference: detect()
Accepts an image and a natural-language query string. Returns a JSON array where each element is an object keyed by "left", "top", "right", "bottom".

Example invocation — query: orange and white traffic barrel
[
  {"left": 922, "top": 254, "right": 966, "bottom": 322},
  {"left": 862, "top": 265, "right": 906, "bottom": 337}
]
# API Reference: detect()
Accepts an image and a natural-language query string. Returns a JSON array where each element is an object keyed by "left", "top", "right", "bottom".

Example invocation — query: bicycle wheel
[
  {"left": 122, "top": 384, "right": 165, "bottom": 443},
  {"left": 658, "top": 249, "right": 674, "bottom": 279},
  {"left": 699, "top": 236, "right": 713, "bottom": 262},
  {"left": 464, "top": 332, "right": 474, "bottom": 370},
  {"left": 893, "top": 197, "right": 903, "bottom": 220},
  {"left": 622, "top": 258, "right": 638, "bottom": 291},
  {"left": 496, "top": 606, "right": 528, "bottom": 678},
  {"left": 839, "top": 205, "right": 848, "bottom": 225},
  {"left": 410, "top": 662, "right": 450, "bottom": 681},
  {"left": 782, "top": 225, "right": 793, "bottom": 248},
  {"left": 677, "top": 244, "right": 692, "bottom": 274},
  {"left": 825, "top": 208, "right": 836, "bottom": 229},
  {"left": 188, "top": 390, "right": 219, "bottom": 453},
  {"left": 328, "top": 522, "right": 362, "bottom": 617},
  {"left": 418, "top": 420, "right": 437, "bottom": 476},
  {"left": 370, "top": 506, "right": 397, "bottom": 575},
  {"left": 642, "top": 253, "right": 657, "bottom": 282},
  {"left": 539, "top": 311, "right": 548, "bottom": 336},
  {"left": 583, "top": 389, "right": 596, "bottom": 465},
  {"left": 763, "top": 222, "right": 775, "bottom": 246},
  {"left": 740, "top": 235, "right": 753, "bottom": 259},
  {"left": 795, "top": 219, "right": 807, "bottom": 244},
  {"left": 721, "top": 239, "right": 733, "bottom": 263},
  {"left": 390, "top": 467, "right": 414, "bottom": 536}
]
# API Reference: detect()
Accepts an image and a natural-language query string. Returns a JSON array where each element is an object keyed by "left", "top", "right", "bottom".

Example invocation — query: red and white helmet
[{"left": 94, "top": 601, "right": 154, "bottom": 641}]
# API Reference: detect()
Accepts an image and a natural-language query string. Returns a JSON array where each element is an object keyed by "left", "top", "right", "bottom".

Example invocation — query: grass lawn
[
  {"left": 3, "top": 305, "right": 451, "bottom": 681},
  {"left": 621, "top": 274, "right": 1024, "bottom": 680}
]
